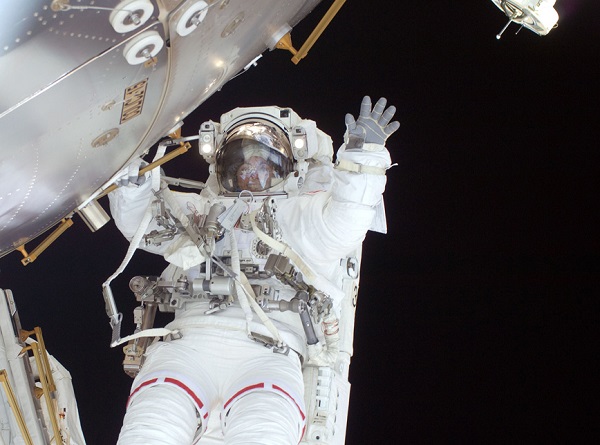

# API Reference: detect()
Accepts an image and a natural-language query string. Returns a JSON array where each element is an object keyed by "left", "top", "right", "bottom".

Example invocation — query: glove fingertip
[
  {"left": 386, "top": 121, "right": 401, "bottom": 134},
  {"left": 359, "top": 96, "right": 372, "bottom": 115}
]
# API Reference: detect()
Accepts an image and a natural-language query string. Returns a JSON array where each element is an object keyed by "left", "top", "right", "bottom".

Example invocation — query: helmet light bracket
[
  {"left": 199, "top": 121, "right": 217, "bottom": 163},
  {"left": 291, "top": 125, "right": 308, "bottom": 160}
]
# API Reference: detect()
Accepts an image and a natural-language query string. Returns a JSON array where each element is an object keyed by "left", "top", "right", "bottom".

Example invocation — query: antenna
[{"left": 496, "top": 17, "right": 513, "bottom": 39}]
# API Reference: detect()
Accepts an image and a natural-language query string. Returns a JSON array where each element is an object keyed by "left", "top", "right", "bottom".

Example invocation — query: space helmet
[{"left": 215, "top": 119, "right": 294, "bottom": 193}]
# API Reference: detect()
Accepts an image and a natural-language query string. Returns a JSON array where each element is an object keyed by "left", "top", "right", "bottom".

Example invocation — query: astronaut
[{"left": 109, "top": 96, "right": 399, "bottom": 444}]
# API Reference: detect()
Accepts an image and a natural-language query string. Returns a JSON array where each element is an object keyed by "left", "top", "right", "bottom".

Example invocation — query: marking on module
[{"left": 120, "top": 79, "right": 148, "bottom": 124}]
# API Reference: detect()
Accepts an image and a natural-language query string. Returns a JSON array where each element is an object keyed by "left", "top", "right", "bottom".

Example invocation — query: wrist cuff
[{"left": 334, "top": 159, "right": 387, "bottom": 175}]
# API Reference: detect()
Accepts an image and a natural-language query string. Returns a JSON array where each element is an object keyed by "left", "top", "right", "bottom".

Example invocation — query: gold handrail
[
  {"left": 96, "top": 141, "right": 191, "bottom": 200},
  {"left": 0, "top": 369, "right": 35, "bottom": 445},
  {"left": 20, "top": 327, "right": 62, "bottom": 444},
  {"left": 16, "top": 218, "right": 73, "bottom": 266},
  {"left": 276, "top": 0, "right": 347, "bottom": 64}
]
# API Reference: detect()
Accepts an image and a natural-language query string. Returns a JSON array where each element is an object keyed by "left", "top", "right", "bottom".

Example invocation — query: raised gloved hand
[
  {"left": 115, "top": 158, "right": 149, "bottom": 187},
  {"left": 344, "top": 96, "right": 400, "bottom": 149}
]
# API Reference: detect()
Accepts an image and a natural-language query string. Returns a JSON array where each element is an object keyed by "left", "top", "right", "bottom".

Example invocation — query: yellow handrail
[
  {"left": 20, "top": 327, "right": 62, "bottom": 444},
  {"left": 276, "top": 0, "right": 347, "bottom": 64},
  {"left": 16, "top": 218, "right": 73, "bottom": 266},
  {"left": 97, "top": 141, "right": 191, "bottom": 200},
  {"left": 0, "top": 369, "right": 34, "bottom": 445}
]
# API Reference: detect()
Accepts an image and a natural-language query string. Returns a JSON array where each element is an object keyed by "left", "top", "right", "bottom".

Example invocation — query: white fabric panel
[
  {"left": 223, "top": 391, "right": 303, "bottom": 444},
  {"left": 119, "top": 328, "right": 305, "bottom": 444},
  {"left": 118, "top": 385, "right": 198, "bottom": 445}
]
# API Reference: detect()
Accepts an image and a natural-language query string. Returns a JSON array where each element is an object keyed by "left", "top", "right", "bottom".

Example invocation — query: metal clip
[
  {"left": 248, "top": 332, "right": 290, "bottom": 355},
  {"left": 204, "top": 297, "right": 231, "bottom": 315}
]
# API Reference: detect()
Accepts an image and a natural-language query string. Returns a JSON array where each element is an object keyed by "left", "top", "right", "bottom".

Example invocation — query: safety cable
[{"left": 228, "top": 229, "right": 254, "bottom": 333}]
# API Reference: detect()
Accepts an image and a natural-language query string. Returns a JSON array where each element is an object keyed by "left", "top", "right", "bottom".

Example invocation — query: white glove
[
  {"left": 344, "top": 96, "right": 400, "bottom": 150},
  {"left": 115, "top": 158, "right": 149, "bottom": 187}
]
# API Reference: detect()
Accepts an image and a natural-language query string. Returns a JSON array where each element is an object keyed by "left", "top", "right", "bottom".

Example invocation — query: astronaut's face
[{"left": 236, "top": 156, "right": 274, "bottom": 192}]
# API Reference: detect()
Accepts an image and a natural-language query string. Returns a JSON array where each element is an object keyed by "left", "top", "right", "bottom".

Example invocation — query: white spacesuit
[{"left": 108, "top": 96, "right": 399, "bottom": 444}]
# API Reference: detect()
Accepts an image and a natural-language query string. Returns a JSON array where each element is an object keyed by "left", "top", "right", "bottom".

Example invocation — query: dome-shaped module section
[{"left": 491, "top": 0, "right": 559, "bottom": 38}]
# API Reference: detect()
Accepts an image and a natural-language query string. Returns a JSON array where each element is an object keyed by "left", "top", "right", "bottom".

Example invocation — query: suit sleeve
[{"left": 277, "top": 142, "right": 391, "bottom": 266}]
